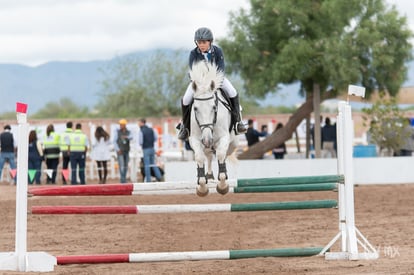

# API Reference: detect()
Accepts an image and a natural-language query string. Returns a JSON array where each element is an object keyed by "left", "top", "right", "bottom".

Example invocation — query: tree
[
  {"left": 31, "top": 98, "right": 89, "bottom": 119},
  {"left": 97, "top": 50, "right": 189, "bottom": 118},
  {"left": 362, "top": 93, "right": 410, "bottom": 155},
  {"left": 219, "top": 0, "right": 412, "bottom": 159}
]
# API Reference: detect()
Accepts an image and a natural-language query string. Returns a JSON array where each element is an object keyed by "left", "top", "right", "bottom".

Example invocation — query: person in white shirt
[{"left": 91, "top": 126, "right": 112, "bottom": 184}]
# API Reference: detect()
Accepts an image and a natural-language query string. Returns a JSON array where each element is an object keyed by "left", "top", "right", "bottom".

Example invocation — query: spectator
[
  {"left": 261, "top": 125, "right": 269, "bottom": 137},
  {"left": 28, "top": 130, "right": 43, "bottom": 185},
  {"left": 60, "top": 121, "right": 73, "bottom": 184},
  {"left": 0, "top": 125, "right": 17, "bottom": 184},
  {"left": 245, "top": 119, "right": 267, "bottom": 147},
  {"left": 321, "top": 117, "right": 337, "bottom": 158},
  {"left": 43, "top": 124, "right": 60, "bottom": 184},
  {"left": 138, "top": 118, "right": 163, "bottom": 182},
  {"left": 69, "top": 123, "right": 89, "bottom": 185},
  {"left": 114, "top": 119, "right": 133, "bottom": 183},
  {"left": 91, "top": 126, "right": 112, "bottom": 184},
  {"left": 272, "top": 123, "right": 287, "bottom": 159}
]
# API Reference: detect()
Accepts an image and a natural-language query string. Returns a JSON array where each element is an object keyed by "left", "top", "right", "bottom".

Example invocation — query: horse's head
[
  {"left": 193, "top": 92, "right": 217, "bottom": 148},
  {"left": 190, "top": 62, "right": 224, "bottom": 148}
]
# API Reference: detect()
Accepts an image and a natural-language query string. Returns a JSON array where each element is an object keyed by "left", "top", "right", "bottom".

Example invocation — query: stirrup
[{"left": 235, "top": 122, "right": 247, "bottom": 135}]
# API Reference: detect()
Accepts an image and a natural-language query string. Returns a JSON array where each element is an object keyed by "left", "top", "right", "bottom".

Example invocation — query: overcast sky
[{"left": 0, "top": 0, "right": 412, "bottom": 67}]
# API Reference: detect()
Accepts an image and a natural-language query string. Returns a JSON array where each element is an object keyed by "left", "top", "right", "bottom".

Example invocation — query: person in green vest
[
  {"left": 69, "top": 123, "right": 89, "bottom": 185},
  {"left": 43, "top": 124, "right": 60, "bottom": 184},
  {"left": 60, "top": 121, "right": 73, "bottom": 184}
]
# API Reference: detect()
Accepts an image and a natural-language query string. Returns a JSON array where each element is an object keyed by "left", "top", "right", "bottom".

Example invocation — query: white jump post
[
  {"left": 0, "top": 103, "right": 56, "bottom": 272},
  {"left": 320, "top": 85, "right": 378, "bottom": 260}
]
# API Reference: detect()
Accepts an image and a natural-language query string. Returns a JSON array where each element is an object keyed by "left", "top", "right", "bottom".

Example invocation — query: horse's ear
[
  {"left": 210, "top": 80, "right": 215, "bottom": 91},
  {"left": 192, "top": 81, "right": 197, "bottom": 91}
]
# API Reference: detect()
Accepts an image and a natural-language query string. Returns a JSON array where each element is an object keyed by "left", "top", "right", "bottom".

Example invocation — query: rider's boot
[
  {"left": 177, "top": 102, "right": 191, "bottom": 140},
  {"left": 230, "top": 95, "right": 247, "bottom": 134}
]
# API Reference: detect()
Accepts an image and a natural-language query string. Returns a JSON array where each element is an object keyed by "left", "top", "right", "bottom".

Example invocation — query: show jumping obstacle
[
  {"left": 28, "top": 178, "right": 338, "bottom": 196},
  {"left": 31, "top": 199, "right": 338, "bottom": 215},
  {"left": 0, "top": 92, "right": 378, "bottom": 272},
  {"left": 56, "top": 247, "right": 325, "bottom": 265}
]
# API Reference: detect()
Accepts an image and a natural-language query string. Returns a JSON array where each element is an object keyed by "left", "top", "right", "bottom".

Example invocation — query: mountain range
[{"left": 1, "top": 49, "right": 414, "bottom": 114}]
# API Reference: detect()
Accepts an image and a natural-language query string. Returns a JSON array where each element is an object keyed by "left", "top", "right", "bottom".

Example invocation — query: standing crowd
[
  {"left": 245, "top": 118, "right": 287, "bottom": 159},
  {"left": 0, "top": 118, "right": 163, "bottom": 185}
]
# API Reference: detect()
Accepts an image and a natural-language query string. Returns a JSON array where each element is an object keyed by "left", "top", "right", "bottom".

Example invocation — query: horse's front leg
[
  {"left": 216, "top": 159, "right": 229, "bottom": 195},
  {"left": 196, "top": 164, "right": 209, "bottom": 197},
  {"left": 190, "top": 139, "right": 209, "bottom": 197},
  {"left": 215, "top": 138, "right": 230, "bottom": 195},
  {"left": 194, "top": 149, "right": 208, "bottom": 197}
]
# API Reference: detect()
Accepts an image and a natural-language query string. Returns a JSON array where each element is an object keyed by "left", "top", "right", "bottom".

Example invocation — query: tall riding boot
[
  {"left": 178, "top": 101, "right": 192, "bottom": 140},
  {"left": 230, "top": 95, "right": 247, "bottom": 134}
]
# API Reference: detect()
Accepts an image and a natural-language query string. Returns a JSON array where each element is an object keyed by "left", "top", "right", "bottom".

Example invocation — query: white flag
[
  {"left": 348, "top": 85, "right": 366, "bottom": 98},
  {"left": 44, "top": 169, "right": 53, "bottom": 179}
]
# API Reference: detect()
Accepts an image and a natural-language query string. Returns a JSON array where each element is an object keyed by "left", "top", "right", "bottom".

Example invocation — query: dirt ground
[{"left": 0, "top": 181, "right": 413, "bottom": 275}]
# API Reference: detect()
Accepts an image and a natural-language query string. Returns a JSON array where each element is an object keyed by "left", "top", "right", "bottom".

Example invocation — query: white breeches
[{"left": 182, "top": 77, "right": 237, "bottom": 106}]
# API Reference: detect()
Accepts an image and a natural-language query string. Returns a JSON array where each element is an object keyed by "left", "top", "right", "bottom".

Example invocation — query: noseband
[{"left": 193, "top": 92, "right": 218, "bottom": 133}]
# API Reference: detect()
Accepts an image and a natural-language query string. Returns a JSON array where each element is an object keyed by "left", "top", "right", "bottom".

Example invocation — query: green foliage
[
  {"left": 220, "top": 0, "right": 413, "bottom": 99},
  {"left": 0, "top": 111, "right": 17, "bottom": 120},
  {"left": 362, "top": 93, "right": 410, "bottom": 154},
  {"left": 247, "top": 105, "right": 297, "bottom": 115},
  {"left": 31, "top": 98, "right": 90, "bottom": 119},
  {"left": 96, "top": 50, "right": 188, "bottom": 118}
]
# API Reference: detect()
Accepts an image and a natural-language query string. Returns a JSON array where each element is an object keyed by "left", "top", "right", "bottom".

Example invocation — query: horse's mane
[{"left": 189, "top": 61, "right": 224, "bottom": 96}]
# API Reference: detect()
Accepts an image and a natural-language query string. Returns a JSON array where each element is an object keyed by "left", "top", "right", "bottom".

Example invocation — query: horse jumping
[{"left": 188, "top": 61, "right": 239, "bottom": 196}]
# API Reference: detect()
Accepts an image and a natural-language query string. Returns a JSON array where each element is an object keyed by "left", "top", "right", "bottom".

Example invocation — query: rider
[{"left": 177, "top": 27, "right": 247, "bottom": 140}]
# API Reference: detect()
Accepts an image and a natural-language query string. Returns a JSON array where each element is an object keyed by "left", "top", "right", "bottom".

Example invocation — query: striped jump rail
[
  {"left": 30, "top": 199, "right": 338, "bottom": 215},
  {"left": 237, "top": 175, "right": 344, "bottom": 186},
  {"left": 56, "top": 247, "right": 324, "bottom": 265},
  {"left": 28, "top": 176, "right": 341, "bottom": 196}
]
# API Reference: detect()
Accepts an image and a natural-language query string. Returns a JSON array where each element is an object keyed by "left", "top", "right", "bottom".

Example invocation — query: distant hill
[
  {"left": 0, "top": 61, "right": 106, "bottom": 114},
  {"left": 0, "top": 49, "right": 164, "bottom": 114},
  {"left": 0, "top": 50, "right": 413, "bottom": 114}
]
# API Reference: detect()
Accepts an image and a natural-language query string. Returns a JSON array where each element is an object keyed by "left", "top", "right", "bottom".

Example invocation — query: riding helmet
[{"left": 194, "top": 27, "right": 214, "bottom": 42}]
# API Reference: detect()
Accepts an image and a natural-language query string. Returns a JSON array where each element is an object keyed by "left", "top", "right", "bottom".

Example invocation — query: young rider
[{"left": 177, "top": 27, "right": 247, "bottom": 140}]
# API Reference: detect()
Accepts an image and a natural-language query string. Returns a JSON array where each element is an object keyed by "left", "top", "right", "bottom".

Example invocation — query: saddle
[{"left": 217, "top": 89, "right": 238, "bottom": 133}]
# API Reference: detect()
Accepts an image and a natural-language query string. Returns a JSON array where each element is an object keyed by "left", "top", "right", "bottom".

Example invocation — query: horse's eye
[{"left": 194, "top": 107, "right": 198, "bottom": 112}]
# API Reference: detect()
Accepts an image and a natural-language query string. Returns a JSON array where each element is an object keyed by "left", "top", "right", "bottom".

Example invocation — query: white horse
[{"left": 188, "top": 61, "right": 239, "bottom": 196}]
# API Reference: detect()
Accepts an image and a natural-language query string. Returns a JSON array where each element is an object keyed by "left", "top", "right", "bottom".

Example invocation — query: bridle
[{"left": 193, "top": 92, "right": 219, "bottom": 134}]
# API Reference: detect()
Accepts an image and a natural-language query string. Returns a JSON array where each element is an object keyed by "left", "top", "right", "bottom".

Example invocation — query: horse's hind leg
[
  {"left": 205, "top": 152, "right": 215, "bottom": 181},
  {"left": 216, "top": 161, "right": 229, "bottom": 195}
]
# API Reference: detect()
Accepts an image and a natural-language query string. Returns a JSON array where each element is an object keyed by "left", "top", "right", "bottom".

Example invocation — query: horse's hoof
[
  {"left": 216, "top": 184, "right": 229, "bottom": 195},
  {"left": 196, "top": 187, "right": 209, "bottom": 197}
]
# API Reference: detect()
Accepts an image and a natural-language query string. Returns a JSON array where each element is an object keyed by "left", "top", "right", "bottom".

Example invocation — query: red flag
[
  {"left": 16, "top": 102, "right": 28, "bottom": 113},
  {"left": 10, "top": 169, "right": 17, "bottom": 179},
  {"left": 62, "top": 169, "right": 70, "bottom": 181}
]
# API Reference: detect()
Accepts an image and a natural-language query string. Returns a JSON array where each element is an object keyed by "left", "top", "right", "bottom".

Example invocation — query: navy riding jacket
[{"left": 189, "top": 45, "right": 225, "bottom": 72}]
